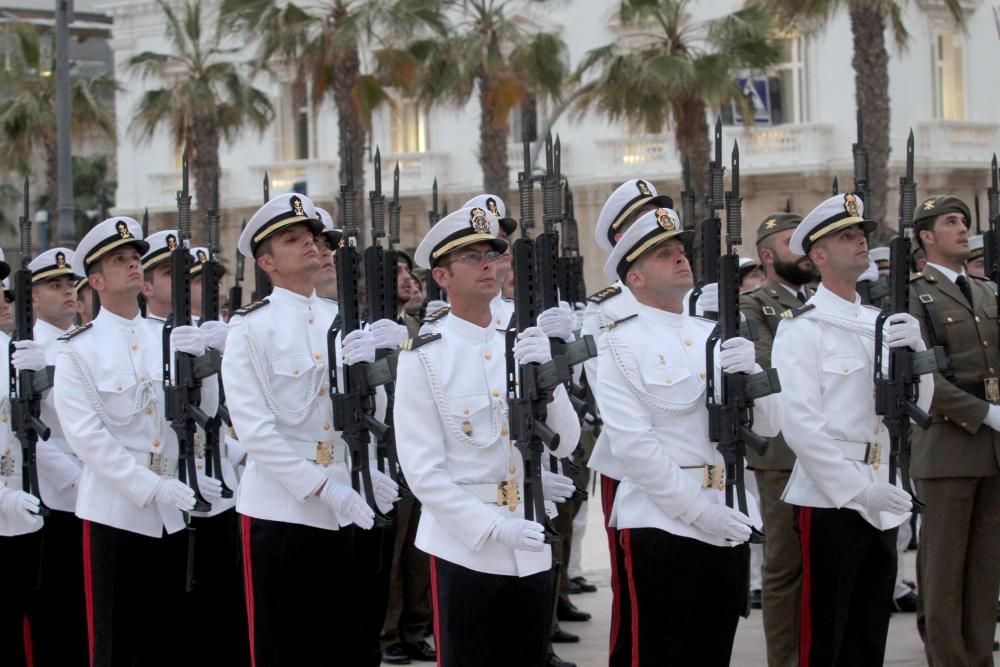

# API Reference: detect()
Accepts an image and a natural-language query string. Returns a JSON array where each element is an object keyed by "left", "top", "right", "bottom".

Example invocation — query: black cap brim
[{"left": 499, "top": 217, "right": 518, "bottom": 236}]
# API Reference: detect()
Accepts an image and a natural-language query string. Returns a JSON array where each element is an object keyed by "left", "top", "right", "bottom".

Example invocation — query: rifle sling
[{"left": 910, "top": 281, "right": 955, "bottom": 381}]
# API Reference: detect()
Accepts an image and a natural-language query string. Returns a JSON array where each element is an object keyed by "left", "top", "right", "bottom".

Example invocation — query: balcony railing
[
  {"left": 249, "top": 159, "right": 339, "bottom": 199},
  {"left": 379, "top": 151, "right": 449, "bottom": 194},
  {"left": 915, "top": 121, "right": 999, "bottom": 166}
]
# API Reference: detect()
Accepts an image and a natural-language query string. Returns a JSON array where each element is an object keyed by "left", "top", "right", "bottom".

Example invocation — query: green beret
[
  {"left": 913, "top": 195, "right": 972, "bottom": 232},
  {"left": 755, "top": 212, "right": 802, "bottom": 245},
  {"left": 395, "top": 249, "right": 415, "bottom": 272}
]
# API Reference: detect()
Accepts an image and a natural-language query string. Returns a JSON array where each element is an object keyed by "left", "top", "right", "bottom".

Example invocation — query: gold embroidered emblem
[
  {"left": 461, "top": 420, "right": 473, "bottom": 436},
  {"left": 764, "top": 218, "right": 777, "bottom": 229},
  {"left": 922, "top": 199, "right": 936, "bottom": 211},
  {"left": 655, "top": 208, "right": 676, "bottom": 231},
  {"left": 986, "top": 378, "right": 1000, "bottom": 404},
  {"left": 844, "top": 193, "right": 860, "bottom": 218},
  {"left": 290, "top": 196, "right": 306, "bottom": 217},
  {"left": 116, "top": 221, "right": 132, "bottom": 239},
  {"left": 197, "top": 250, "right": 207, "bottom": 264},
  {"left": 486, "top": 197, "right": 499, "bottom": 217},
  {"left": 866, "top": 442, "right": 881, "bottom": 470},
  {"left": 166, "top": 234, "right": 178, "bottom": 250},
  {"left": 637, "top": 180, "right": 652, "bottom": 196},
  {"left": 55, "top": 252, "right": 66, "bottom": 268},
  {"left": 316, "top": 441, "right": 333, "bottom": 467},
  {"left": 497, "top": 480, "right": 519, "bottom": 512},
  {"left": 470, "top": 207, "right": 490, "bottom": 233},
  {"left": 703, "top": 465, "right": 725, "bottom": 491}
]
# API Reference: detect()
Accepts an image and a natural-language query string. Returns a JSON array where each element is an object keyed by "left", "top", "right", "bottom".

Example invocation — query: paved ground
[{"left": 386, "top": 500, "right": 990, "bottom": 666}]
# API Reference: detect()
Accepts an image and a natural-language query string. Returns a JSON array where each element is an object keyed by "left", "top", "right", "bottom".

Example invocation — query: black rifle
[
  {"left": 9, "top": 178, "right": 52, "bottom": 516},
  {"left": 228, "top": 220, "right": 246, "bottom": 313},
  {"left": 681, "top": 158, "right": 697, "bottom": 268},
  {"left": 874, "top": 131, "right": 943, "bottom": 508},
  {"left": 363, "top": 150, "right": 409, "bottom": 495},
  {"left": 138, "top": 208, "right": 149, "bottom": 316},
  {"left": 986, "top": 156, "right": 1000, "bottom": 303},
  {"left": 557, "top": 184, "right": 585, "bottom": 307},
  {"left": 705, "top": 140, "right": 780, "bottom": 551},
  {"left": 852, "top": 110, "right": 871, "bottom": 208},
  {"left": 252, "top": 173, "right": 273, "bottom": 301},
  {"left": 691, "top": 118, "right": 724, "bottom": 317},
  {"left": 329, "top": 148, "right": 394, "bottom": 526},
  {"left": 162, "top": 147, "right": 215, "bottom": 520},
  {"left": 424, "top": 179, "right": 444, "bottom": 307},
  {"left": 975, "top": 193, "right": 982, "bottom": 235},
  {"left": 200, "top": 171, "right": 233, "bottom": 499}
]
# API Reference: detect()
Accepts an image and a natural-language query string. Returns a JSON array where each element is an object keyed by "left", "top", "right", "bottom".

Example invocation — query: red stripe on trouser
[
  {"left": 82, "top": 520, "right": 95, "bottom": 667},
  {"left": 240, "top": 515, "right": 257, "bottom": 667},
  {"left": 602, "top": 475, "right": 623, "bottom": 657},
  {"left": 620, "top": 528, "right": 641, "bottom": 667},
  {"left": 429, "top": 556, "right": 442, "bottom": 667},
  {"left": 798, "top": 507, "right": 813, "bottom": 667},
  {"left": 23, "top": 615, "right": 33, "bottom": 667}
]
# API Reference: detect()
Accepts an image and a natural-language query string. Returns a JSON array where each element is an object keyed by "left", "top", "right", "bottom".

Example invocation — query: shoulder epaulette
[
  {"left": 779, "top": 304, "right": 815, "bottom": 319},
  {"left": 909, "top": 272, "right": 924, "bottom": 282},
  {"left": 58, "top": 322, "right": 93, "bottom": 341},
  {"left": 232, "top": 299, "right": 270, "bottom": 317},
  {"left": 588, "top": 286, "right": 621, "bottom": 304},
  {"left": 422, "top": 306, "right": 450, "bottom": 323},
  {"left": 602, "top": 313, "right": 638, "bottom": 330},
  {"left": 400, "top": 332, "right": 441, "bottom": 351}
]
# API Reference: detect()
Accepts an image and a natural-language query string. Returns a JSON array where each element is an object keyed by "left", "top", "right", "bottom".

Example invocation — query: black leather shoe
[
  {"left": 546, "top": 651, "right": 577, "bottom": 667},
  {"left": 551, "top": 624, "right": 580, "bottom": 643},
  {"left": 750, "top": 589, "right": 762, "bottom": 610},
  {"left": 893, "top": 591, "right": 919, "bottom": 613},
  {"left": 565, "top": 578, "right": 582, "bottom": 594},
  {"left": 382, "top": 643, "right": 411, "bottom": 665},
  {"left": 403, "top": 640, "right": 437, "bottom": 662},
  {"left": 557, "top": 598, "right": 592, "bottom": 622},
  {"left": 571, "top": 576, "right": 598, "bottom": 593}
]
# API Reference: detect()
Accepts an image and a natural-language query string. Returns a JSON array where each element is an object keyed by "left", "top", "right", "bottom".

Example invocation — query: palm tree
[
  {"left": 220, "top": 0, "right": 433, "bottom": 231},
  {"left": 0, "top": 23, "right": 117, "bottom": 226},
  {"left": 126, "top": 0, "right": 274, "bottom": 220},
  {"left": 400, "top": 0, "right": 570, "bottom": 199},
  {"left": 754, "top": 0, "right": 963, "bottom": 235},
  {"left": 572, "top": 0, "right": 781, "bottom": 217}
]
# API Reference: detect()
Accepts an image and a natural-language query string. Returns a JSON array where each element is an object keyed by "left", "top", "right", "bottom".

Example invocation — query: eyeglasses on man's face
[{"left": 445, "top": 249, "right": 502, "bottom": 266}]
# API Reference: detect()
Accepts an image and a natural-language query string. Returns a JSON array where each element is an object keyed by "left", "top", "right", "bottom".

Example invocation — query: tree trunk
[
  {"left": 850, "top": 3, "right": 891, "bottom": 243},
  {"left": 189, "top": 116, "right": 220, "bottom": 245},
  {"left": 332, "top": 4, "right": 367, "bottom": 239},
  {"left": 673, "top": 94, "right": 711, "bottom": 275},
  {"left": 477, "top": 70, "right": 512, "bottom": 202},
  {"left": 43, "top": 132, "right": 59, "bottom": 248}
]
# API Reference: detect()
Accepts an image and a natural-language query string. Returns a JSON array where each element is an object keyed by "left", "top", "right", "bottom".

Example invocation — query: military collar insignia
[
  {"left": 58, "top": 322, "right": 93, "bottom": 341},
  {"left": 844, "top": 193, "right": 860, "bottom": 218},
  {"left": 400, "top": 332, "right": 442, "bottom": 351},
  {"left": 232, "top": 298, "right": 270, "bottom": 316},
  {"left": 655, "top": 208, "right": 676, "bottom": 231},
  {"left": 470, "top": 207, "right": 490, "bottom": 233},
  {"left": 588, "top": 285, "right": 622, "bottom": 304}
]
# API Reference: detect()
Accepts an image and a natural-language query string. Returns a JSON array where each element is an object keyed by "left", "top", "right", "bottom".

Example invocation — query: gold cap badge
[
  {"left": 765, "top": 218, "right": 777, "bottom": 229},
  {"left": 290, "top": 196, "right": 305, "bottom": 217},
  {"left": 116, "top": 221, "right": 132, "bottom": 239},
  {"left": 637, "top": 180, "right": 651, "bottom": 196},
  {"left": 486, "top": 198, "right": 499, "bottom": 216},
  {"left": 470, "top": 207, "right": 490, "bottom": 233},
  {"left": 166, "top": 234, "right": 178, "bottom": 250},
  {"left": 55, "top": 252, "right": 66, "bottom": 268},
  {"left": 655, "top": 208, "right": 676, "bottom": 231},
  {"left": 844, "top": 193, "right": 860, "bottom": 218}
]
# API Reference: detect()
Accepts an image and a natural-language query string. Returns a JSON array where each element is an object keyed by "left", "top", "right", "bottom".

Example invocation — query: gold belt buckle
[
  {"left": 149, "top": 453, "right": 168, "bottom": 475},
  {"left": 316, "top": 441, "right": 333, "bottom": 467},
  {"left": 985, "top": 378, "right": 1000, "bottom": 404},
  {"left": 193, "top": 432, "right": 206, "bottom": 459},
  {"left": 496, "top": 480, "right": 519, "bottom": 512},
  {"left": 703, "top": 465, "right": 725, "bottom": 491},
  {"left": 0, "top": 452, "right": 14, "bottom": 476},
  {"left": 866, "top": 442, "right": 881, "bottom": 470}
]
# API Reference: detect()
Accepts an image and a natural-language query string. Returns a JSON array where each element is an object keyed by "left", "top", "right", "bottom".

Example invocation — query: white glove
[
  {"left": 537, "top": 305, "right": 574, "bottom": 342},
  {"left": 691, "top": 503, "right": 753, "bottom": 543},
  {"left": 695, "top": 283, "right": 719, "bottom": 317},
  {"left": 0, "top": 488, "right": 40, "bottom": 521},
  {"left": 425, "top": 299, "right": 449, "bottom": 315},
  {"left": 984, "top": 405, "right": 1000, "bottom": 432},
  {"left": 490, "top": 517, "right": 546, "bottom": 552},
  {"left": 318, "top": 480, "right": 374, "bottom": 529},
  {"left": 368, "top": 319, "right": 408, "bottom": 350},
  {"left": 153, "top": 478, "right": 196, "bottom": 511},
  {"left": 513, "top": 327, "right": 553, "bottom": 365},
  {"left": 542, "top": 469, "right": 574, "bottom": 503},
  {"left": 369, "top": 465, "right": 400, "bottom": 513},
  {"left": 170, "top": 325, "right": 206, "bottom": 357},
  {"left": 719, "top": 337, "right": 756, "bottom": 374},
  {"left": 883, "top": 313, "right": 926, "bottom": 351},
  {"left": 853, "top": 482, "right": 911, "bottom": 515},
  {"left": 200, "top": 320, "right": 228, "bottom": 353},
  {"left": 341, "top": 329, "right": 376, "bottom": 365},
  {"left": 195, "top": 469, "right": 223, "bottom": 503},
  {"left": 11, "top": 340, "right": 47, "bottom": 372}
]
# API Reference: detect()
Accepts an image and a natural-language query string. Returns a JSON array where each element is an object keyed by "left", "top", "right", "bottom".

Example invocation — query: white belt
[
  {"left": 836, "top": 439, "right": 886, "bottom": 468},
  {"left": 681, "top": 464, "right": 726, "bottom": 491},
  {"left": 286, "top": 439, "right": 347, "bottom": 467},
  {"left": 130, "top": 451, "right": 178, "bottom": 476},
  {"left": 461, "top": 481, "right": 523, "bottom": 509}
]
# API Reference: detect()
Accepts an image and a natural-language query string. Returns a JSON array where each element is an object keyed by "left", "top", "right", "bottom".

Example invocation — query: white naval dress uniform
[
  {"left": 54, "top": 307, "right": 219, "bottom": 666},
  {"left": 394, "top": 311, "right": 580, "bottom": 666},
  {"left": 597, "top": 303, "right": 781, "bottom": 664},
  {"left": 772, "top": 284, "right": 933, "bottom": 666},
  {"left": 222, "top": 286, "right": 362, "bottom": 666}
]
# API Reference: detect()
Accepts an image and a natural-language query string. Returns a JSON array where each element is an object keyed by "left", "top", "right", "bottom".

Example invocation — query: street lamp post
[{"left": 55, "top": 0, "right": 75, "bottom": 248}]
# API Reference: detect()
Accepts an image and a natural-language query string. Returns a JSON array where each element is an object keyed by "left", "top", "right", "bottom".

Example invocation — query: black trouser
[
  {"left": 188, "top": 510, "right": 250, "bottom": 667},
  {"left": 0, "top": 531, "right": 41, "bottom": 667},
  {"left": 621, "top": 527, "right": 749, "bottom": 667},
  {"left": 241, "top": 515, "right": 359, "bottom": 667},
  {"left": 381, "top": 495, "right": 433, "bottom": 647},
  {"left": 84, "top": 521, "right": 190, "bottom": 667},
  {"left": 32, "top": 510, "right": 88, "bottom": 667},
  {"left": 430, "top": 556, "right": 551, "bottom": 667},
  {"left": 601, "top": 475, "right": 632, "bottom": 667},
  {"left": 795, "top": 506, "right": 897, "bottom": 667},
  {"left": 353, "top": 520, "right": 396, "bottom": 666}
]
